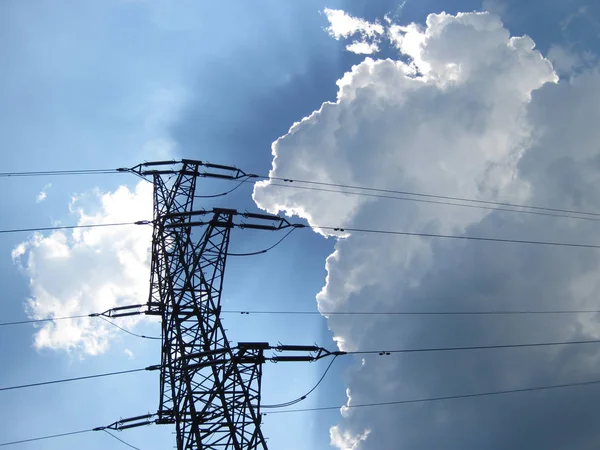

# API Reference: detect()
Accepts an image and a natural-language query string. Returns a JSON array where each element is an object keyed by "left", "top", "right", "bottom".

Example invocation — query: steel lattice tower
[
  {"left": 126, "top": 160, "right": 340, "bottom": 449},
  {"left": 131, "top": 160, "right": 280, "bottom": 449}
]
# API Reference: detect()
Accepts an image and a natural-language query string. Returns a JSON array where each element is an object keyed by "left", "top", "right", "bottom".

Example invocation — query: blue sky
[
  {"left": 2, "top": 1, "right": 600, "bottom": 449},
  {"left": 0, "top": 2, "right": 349, "bottom": 448}
]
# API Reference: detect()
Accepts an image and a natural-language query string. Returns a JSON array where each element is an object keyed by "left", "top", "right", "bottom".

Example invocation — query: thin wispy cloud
[{"left": 36, "top": 183, "right": 52, "bottom": 203}]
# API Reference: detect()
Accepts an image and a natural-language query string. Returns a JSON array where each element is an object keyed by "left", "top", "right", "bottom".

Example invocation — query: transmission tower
[{"left": 128, "top": 160, "right": 338, "bottom": 450}]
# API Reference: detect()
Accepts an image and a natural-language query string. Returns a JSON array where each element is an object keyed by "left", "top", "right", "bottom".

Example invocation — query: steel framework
[
  {"left": 125, "top": 160, "right": 341, "bottom": 449},
  {"left": 132, "top": 160, "right": 288, "bottom": 450}
]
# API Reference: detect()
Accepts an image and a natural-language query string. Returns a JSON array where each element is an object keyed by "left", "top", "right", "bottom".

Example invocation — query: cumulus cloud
[
  {"left": 345, "top": 41, "right": 380, "bottom": 55},
  {"left": 13, "top": 181, "right": 153, "bottom": 355},
  {"left": 330, "top": 426, "right": 370, "bottom": 450},
  {"left": 255, "top": 10, "right": 600, "bottom": 449},
  {"left": 324, "top": 8, "right": 384, "bottom": 39},
  {"left": 36, "top": 183, "right": 51, "bottom": 203},
  {"left": 324, "top": 8, "right": 384, "bottom": 55},
  {"left": 547, "top": 44, "right": 597, "bottom": 76}
]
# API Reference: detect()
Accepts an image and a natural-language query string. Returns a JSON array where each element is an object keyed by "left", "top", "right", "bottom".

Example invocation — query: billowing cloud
[
  {"left": 13, "top": 181, "right": 153, "bottom": 355},
  {"left": 324, "top": 8, "right": 384, "bottom": 55},
  {"left": 330, "top": 426, "right": 370, "bottom": 450},
  {"left": 324, "top": 8, "right": 384, "bottom": 39},
  {"left": 255, "top": 11, "right": 600, "bottom": 449}
]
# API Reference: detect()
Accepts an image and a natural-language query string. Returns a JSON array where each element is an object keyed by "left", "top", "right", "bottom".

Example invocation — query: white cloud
[
  {"left": 324, "top": 8, "right": 384, "bottom": 55},
  {"left": 330, "top": 426, "right": 370, "bottom": 450},
  {"left": 13, "top": 181, "right": 153, "bottom": 355},
  {"left": 345, "top": 41, "right": 380, "bottom": 55},
  {"left": 547, "top": 45, "right": 582, "bottom": 75},
  {"left": 546, "top": 44, "right": 597, "bottom": 76},
  {"left": 36, "top": 183, "right": 52, "bottom": 203},
  {"left": 124, "top": 348, "right": 135, "bottom": 360},
  {"left": 324, "top": 8, "right": 384, "bottom": 40},
  {"left": 256, "top": 10, "right": 600, "bottom": 449}
]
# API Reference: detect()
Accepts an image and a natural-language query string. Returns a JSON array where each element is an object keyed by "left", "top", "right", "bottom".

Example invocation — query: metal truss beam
[
  {"left": 146, "top": 161, "right": 270, "bottom": 450},
  {"left": 141, "top": 160, "right": 320, "bottom": 450}
]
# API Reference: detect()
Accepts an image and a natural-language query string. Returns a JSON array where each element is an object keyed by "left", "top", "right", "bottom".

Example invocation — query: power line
[
  {"left": 0, "top": 221, "right": 146, "bottom": 235},
  {"left": 342, "top": 337, "right": 600, "bottom": 356},
  {"left": 4, "top": 307, "right": 600, "bottom": 329},
  {"left": 0, "top": 414, "right": 155, "bottom": 447},
  {"left": 226, "top": 309, "right": 600, "bottom": 316},
  {"left": 3, "top": 193, "right": 600, "bottom": 254},
  {"left": 0, "top": 169, "right": 119, "bottom": 178},
  {"left": 97, "top": 315, "right": 161, "bottom": 340},
  {"left": 315, "top": 225, "right": 600, "bottom": 250},
  {"left": 194, "top": 176, "right": 254, "bottom": 199},
  {"left": 0, "top": 310, "right": 160, "bottom": 340},
  {"left": 257, "top": 181, "right": 600, "bottom": 222},
  {"left": 0, "top": 429, "right": 92, "bottom": 446},
  {"left": 5, "top": 163, "right": 600, "bottom": 219},
  {"left": 263, "top": 355, "right": 339, "bottom": 409},
  {"left": 258, "top": 175, "right": 600, "bottom": 218},
  {"left": 5, "top": 377, "right": 599, "bottom": 444},
  {"left": 102, "top": 430, "right": 142, "bottom": 450},
  {"left": 264, "top": 378, "right": 600, "bottom": 415},
  {"left": 213, "top": 227, "right": 299, "bottom": 257},
  {"left": 0, "top": 367, "right": 153, "bottom": 393},
  {"left": 7, "top": 163, "right": 600, "bottom": 221},
  {"left": 0, "top": 314, "right": 90, "bottom": 326}
]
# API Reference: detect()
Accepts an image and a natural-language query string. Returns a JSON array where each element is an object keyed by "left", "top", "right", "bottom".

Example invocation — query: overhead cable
[
  {"left": 342, "top": 337, "right": 600, "bottom": 356},
  {"left": 0, "top": 367, "right": 156, "bottom": 393},
  {"left": 0, "top": 306, "right": 159, "bottom": 340},
  {"left": 257, "top": 174, "right": 600, "bottom": 218},
  {"left": 194, "top": 175, "right": 256, "bottom": 199},
  {"left": 3, "top": 307, "right": 600, "bottom": 329},
  {"left": 5, "top": 162, "right": 600, "bottom": 219},
  {"left": 0, "top": 429, "right": 92, "bottom": 447},
  {"left": 0, "top": 169, "right": 119, "bottom": 178},
  {"left": 262, "top": 356, "right": 339, "bottom": 409},
  {"left": 0, "top": 413, "right": 154, "bottom": 447},
  {"left": 0, "top": 429, "right": 142, "bottom": 450},
  {"left": 257, "top": 181, "right": 600, "bottom": 222},
  {"left": 102, "top": 430, "right": 142, "bottom": 450},
  {"left": 4, "top": 210, "right": 600, "bottom": 253},
  {"left": 96, "top": 316, "right": 161, "bottom": 340},
  {"left": 0, "top": 221, "right": 147, "bottom": 235},
  {"left": 227, "top": 308, "right": 600, "bottom": 316},
  {"left": 0, "top": 314, "right": 90, "bottom": 326},
  {"left": 7, "top": 162, "right": 600, "bottom": 220},
  {"left": 264, "top": 378, "right": 600, "bottom": 415},
  {"left": 3, "top": 337, "right": 598, "bottom": 394},
  {"left": 212, "top": 227, "right": 299, "bottom": 257},
  {"left": 315, "top": 225, "right": 600, "bottom": 250}
]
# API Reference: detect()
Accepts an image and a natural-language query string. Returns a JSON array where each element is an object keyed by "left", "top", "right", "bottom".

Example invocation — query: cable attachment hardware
[
  {"left": 93, "top": 413, "right": 156, "bottom": 431},
  {"left": 127, "top": 159, "right": 253, "bottom": 180},
  {"left": 270, "top": 344, "right": 346, "bottom": 362},
  {"left": 91, "top": 304, "right": 144, "bottom": 319},
  {"left": 239, "top": 211, "right": 305, "bottom": 231}
]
